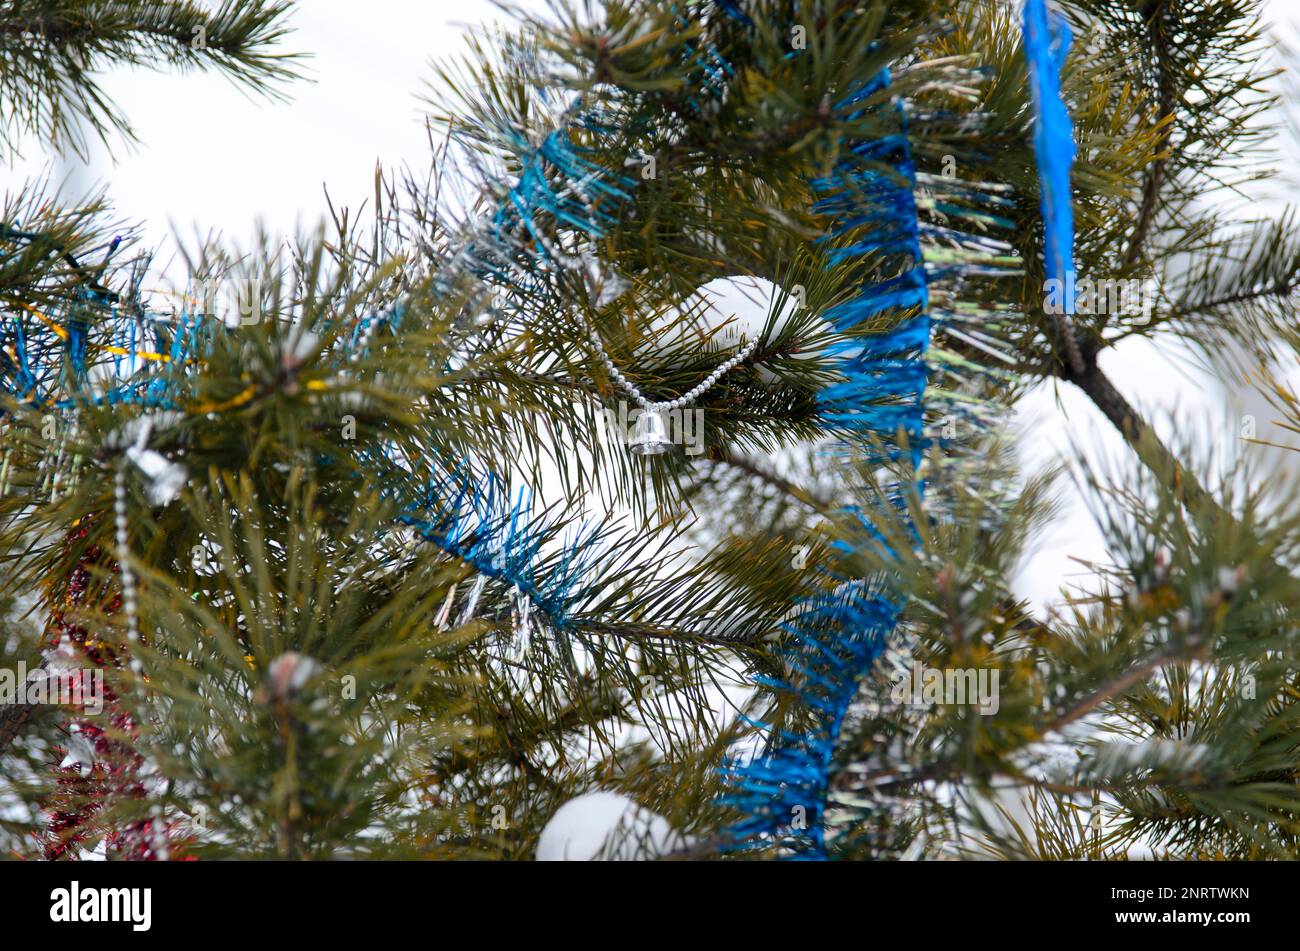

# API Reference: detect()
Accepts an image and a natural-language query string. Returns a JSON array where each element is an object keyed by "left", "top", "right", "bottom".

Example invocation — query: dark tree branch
[
  {"left": 1121, "top": 0, "right": 1177, "bottom": 272},
  {"left": 0, "top": 654, "right": 48, "bottom": 756},
  {"left": 1040, "top": 647, "right": 1188, "bottom": 736},
  {"left": 1054, "top": 313, "right": 1086, "bottom": 378},
  {"left": 711, "top": 449, "right": 835, "bottom": 513},
  {"left": 0, "top": 700, "right": 44, "bottom": 755},
  {"left": 1060, "top": 344, "right": 1237, "bottom": 528}
]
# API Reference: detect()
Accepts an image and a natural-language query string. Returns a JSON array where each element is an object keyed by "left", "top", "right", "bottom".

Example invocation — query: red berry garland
[{"left": 39, "top": 522, "right": 190, "bottom": 861}]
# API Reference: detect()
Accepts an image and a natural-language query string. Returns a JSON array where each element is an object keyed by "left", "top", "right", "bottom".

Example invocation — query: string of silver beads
[
  {"left": 114, "top": 464, "right": 142, "bottom": 654},
  {"left": 587, "top": 327, "right": 757, "bottom": 411}
]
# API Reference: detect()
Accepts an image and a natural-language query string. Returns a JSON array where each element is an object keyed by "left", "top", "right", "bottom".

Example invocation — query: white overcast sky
[{"left": 5, "top": 0, "right": 1300, "bottom": 616}]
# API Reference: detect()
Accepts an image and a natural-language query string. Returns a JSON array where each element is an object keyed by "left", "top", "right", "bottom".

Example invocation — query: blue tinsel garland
[
  {"left": 716, "top": 4, "right": 1030, "bottom": 858},
  {"left": 1023, "top": 0, "right": 1077, "bottom": 312},
  {"left": 717, "top": 66, "right": 929, "bottom": 858}
]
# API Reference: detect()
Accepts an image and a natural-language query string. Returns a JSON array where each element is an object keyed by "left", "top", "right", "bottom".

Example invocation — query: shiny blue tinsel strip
[
  {"left": 717, "top": 72, "right": 926, "bottom": 855},
  {"left": 718, "top": 7, "right": 1018, "bottom": 855},
  {"left": 1023, "top": 0, "right": 1076, "bottom": 313},
  {"left": 395, "top": 465, "right": 601, "bottom": 629}
]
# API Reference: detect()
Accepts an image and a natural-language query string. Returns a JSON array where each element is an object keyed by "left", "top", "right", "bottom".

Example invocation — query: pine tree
[{"left": 3, "top": 0, "right": 1300, "bottom": 862}]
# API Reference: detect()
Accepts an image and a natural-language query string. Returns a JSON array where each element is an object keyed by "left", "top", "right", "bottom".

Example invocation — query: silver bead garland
[
  {"left": 114, "top": 463, "right": 142, "bottom": 656},
  {"left": 586, "top": 325, "right": 758, "bottom": 413}
]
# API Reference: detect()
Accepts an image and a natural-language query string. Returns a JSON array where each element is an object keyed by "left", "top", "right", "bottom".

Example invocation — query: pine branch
[
  {"left": 709, "top": 449, "right": 834, "bottom": 513},
  {"left": 0, "top": 698, "right": 43, "bottom": 755},
  {"left": 838, "top": 648, "right": 1190, "bottom": 799},
  {"left": 0, "top": 0, "right": 303, "bottom": 156},
  {"left": 1040, "top": 645, "right": 1188, "bottom": 736},
  {"left": 1119, "top": 0, "right": 1176, "bottom": 272},
  {"left": 1061, "top": 342, "right": 1243, "bottom": 534}
]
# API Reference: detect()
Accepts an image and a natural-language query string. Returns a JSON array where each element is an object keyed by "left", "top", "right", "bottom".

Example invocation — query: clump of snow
[{"left": 536, "top": 791, "right": 689, "bottom": 861}]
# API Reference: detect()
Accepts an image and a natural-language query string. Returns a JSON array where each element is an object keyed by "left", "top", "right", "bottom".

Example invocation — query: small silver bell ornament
[{"left": 628, "top": 406, "right": 674, "bottom": 456}]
